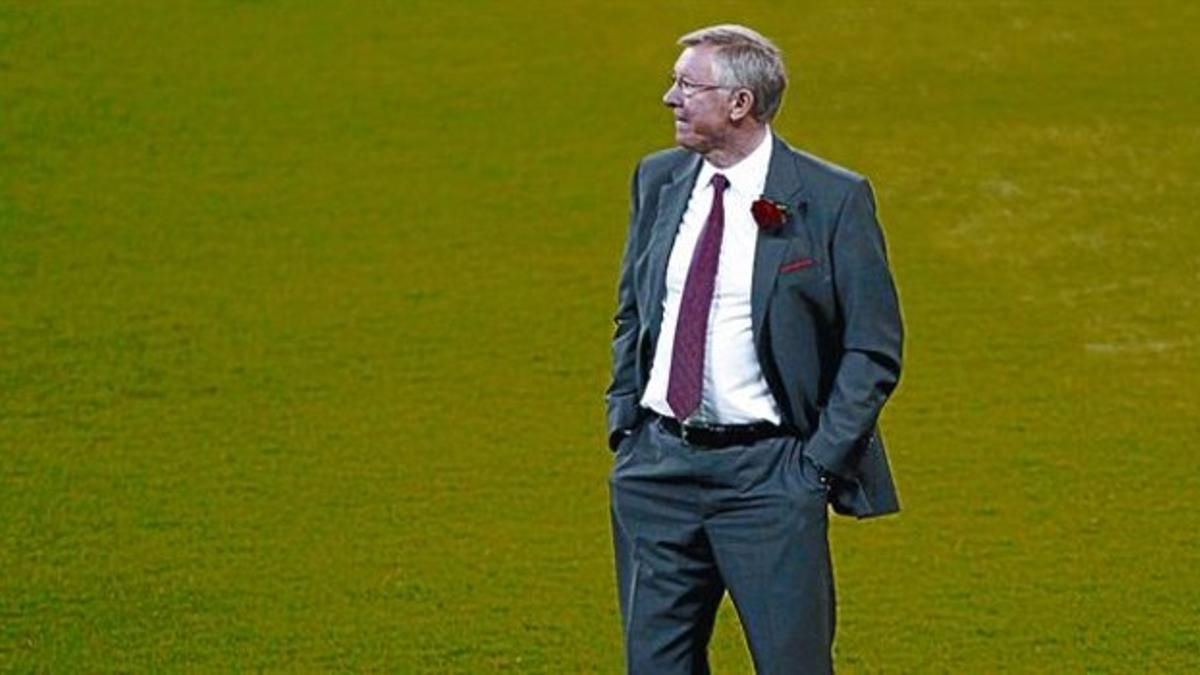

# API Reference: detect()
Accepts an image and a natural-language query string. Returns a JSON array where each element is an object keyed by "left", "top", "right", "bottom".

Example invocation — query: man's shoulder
[
  {"left": 773, "top": 137, "right": 868, "bottom": 194},
  {"left": 630, "top": 138, "right": 870, "bottom": 195},
  {"left": 635, "top": 146, "right": 696, "bottom": 182}
]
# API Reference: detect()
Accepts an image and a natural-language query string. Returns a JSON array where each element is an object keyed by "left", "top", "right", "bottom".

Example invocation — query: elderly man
[{"left": 606, "top": 24, "right": 904, "bottom": 673}]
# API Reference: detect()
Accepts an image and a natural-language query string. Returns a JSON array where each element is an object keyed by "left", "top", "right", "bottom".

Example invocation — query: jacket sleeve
[
  {"left": 803, "top": 178, "right": 903, "bottom": 478},
  {"left": 605, "top": 162, "right": 645, "bottom": 451}
]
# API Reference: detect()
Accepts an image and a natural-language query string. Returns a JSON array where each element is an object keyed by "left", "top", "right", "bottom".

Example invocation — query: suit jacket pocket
[{"left": 779, "top": 257, "right": 818, "bottom": 274}]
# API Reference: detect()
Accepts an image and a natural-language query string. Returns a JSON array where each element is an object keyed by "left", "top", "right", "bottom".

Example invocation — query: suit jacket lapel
[
  {"left": 751, "top": 135, "right": 809, "bottom": 348},
  {"left": 644, "top": 154, "right": 701, "bottom": 348}
]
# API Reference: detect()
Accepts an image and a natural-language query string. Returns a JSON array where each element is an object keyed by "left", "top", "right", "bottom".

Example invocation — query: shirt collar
[{"left": 696, "top": 126, "right": 773, "bottom": 199}]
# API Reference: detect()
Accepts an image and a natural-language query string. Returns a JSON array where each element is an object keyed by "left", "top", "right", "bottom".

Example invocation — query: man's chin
[{"left": 673, "top": 133, "right": 705, "bottom": 153}]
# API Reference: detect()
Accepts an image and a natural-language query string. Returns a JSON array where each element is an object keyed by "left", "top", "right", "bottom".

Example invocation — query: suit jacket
[{"left": 606, "top": 133, "right": 903, "bottom": 518}]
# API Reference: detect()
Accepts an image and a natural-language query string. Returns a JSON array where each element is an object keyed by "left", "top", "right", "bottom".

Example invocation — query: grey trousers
[{"left": 609, "top": 417, "right": 835, "bottom": 674}]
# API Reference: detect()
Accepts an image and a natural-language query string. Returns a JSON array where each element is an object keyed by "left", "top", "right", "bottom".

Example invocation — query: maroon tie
[{"left": 667, "top": 173, "right": 729, "bottom": 420}]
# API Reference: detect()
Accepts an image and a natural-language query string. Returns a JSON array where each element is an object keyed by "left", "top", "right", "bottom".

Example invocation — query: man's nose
[{"left": 663, "top": 85, "right": 682, "bottom": 108}]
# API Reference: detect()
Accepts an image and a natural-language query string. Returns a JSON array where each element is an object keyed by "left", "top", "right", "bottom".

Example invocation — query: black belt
[{"left": 654, "top": 414, "right": 791, "bottom": 449}]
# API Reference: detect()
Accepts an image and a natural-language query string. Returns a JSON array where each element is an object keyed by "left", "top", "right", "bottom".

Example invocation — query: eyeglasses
[{"left": 667, "top": 73, "right": 730, "bottom": 98}]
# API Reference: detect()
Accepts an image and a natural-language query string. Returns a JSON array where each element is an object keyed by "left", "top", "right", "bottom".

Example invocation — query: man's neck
[{"left": 704, "top": 125, "right": 769, "bottom": 169}]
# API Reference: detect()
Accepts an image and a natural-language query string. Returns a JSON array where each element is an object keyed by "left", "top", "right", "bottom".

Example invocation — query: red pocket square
[{"left": 779, "top": 257, "right": 817, "bottom": 273}]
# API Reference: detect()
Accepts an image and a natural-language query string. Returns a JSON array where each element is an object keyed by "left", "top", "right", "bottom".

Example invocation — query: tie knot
[{"left": 710, "top": 173, "right": 729, "bottom": 193}]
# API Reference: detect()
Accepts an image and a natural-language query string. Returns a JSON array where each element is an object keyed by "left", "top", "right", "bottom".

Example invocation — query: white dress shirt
[{"left": 641, "top": 129, "right": 783, "bottom": 425}]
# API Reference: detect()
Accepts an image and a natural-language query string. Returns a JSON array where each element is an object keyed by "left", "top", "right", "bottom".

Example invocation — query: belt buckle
[{"left": 680, "top": 425, "right": 693, "bottom": 445}]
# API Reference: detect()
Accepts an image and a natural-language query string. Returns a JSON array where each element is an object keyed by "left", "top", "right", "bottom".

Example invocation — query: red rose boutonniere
[{"left": 751, "top": 198, "right": 790, "bottom": 233}]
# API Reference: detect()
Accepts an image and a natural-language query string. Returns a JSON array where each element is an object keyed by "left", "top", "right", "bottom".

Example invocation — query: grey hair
[{"left": 678, "top": 24, "right": 787, "bottom": 123}]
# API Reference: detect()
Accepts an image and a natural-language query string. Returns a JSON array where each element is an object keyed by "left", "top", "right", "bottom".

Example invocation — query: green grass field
[{"left": 3, "top": 2, "right": 1198, "bottom": 671}]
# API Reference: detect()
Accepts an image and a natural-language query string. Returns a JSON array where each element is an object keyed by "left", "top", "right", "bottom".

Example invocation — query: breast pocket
[
  {"left": 776, "top": 250, "right": 833, "bottom": 310},
  {"left": 776, "top": 238, "right": 828, "bottom": 290}
]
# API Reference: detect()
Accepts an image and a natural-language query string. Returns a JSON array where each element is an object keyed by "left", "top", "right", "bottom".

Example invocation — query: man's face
[{"left": 664, "top": 45, "right": 734, "bottom": 154}]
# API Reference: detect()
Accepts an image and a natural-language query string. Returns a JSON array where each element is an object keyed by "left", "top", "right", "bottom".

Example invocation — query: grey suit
[
  {"left": 608, "top": 134, "right": 902, "bottom": 516},
  {"left": 606, "top": 134, "right": 903, "bottom": 672}
]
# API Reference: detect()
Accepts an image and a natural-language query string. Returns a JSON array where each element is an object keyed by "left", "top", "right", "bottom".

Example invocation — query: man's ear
[{"left": 729, "top": 89, "right": 756, "bottom": 122}]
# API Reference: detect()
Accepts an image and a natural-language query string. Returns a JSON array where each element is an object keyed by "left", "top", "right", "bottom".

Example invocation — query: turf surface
[{"left": 2, "top": 1, "right": 1198, "bottom": 671}]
